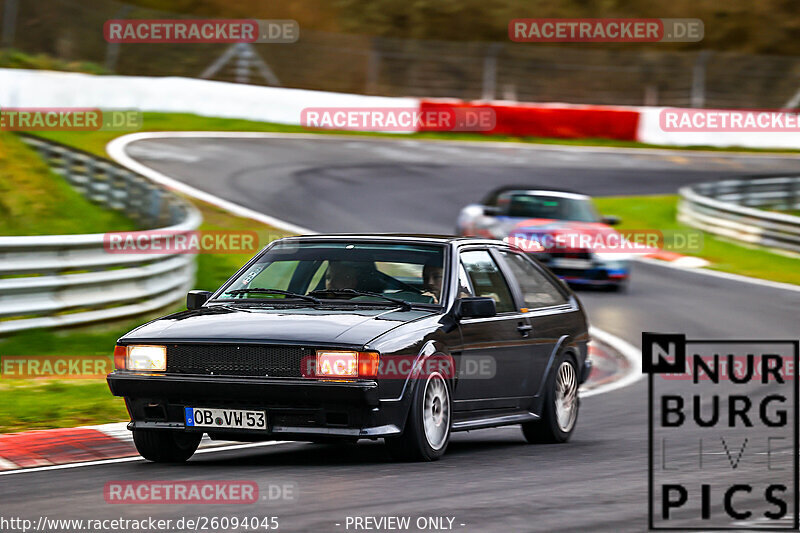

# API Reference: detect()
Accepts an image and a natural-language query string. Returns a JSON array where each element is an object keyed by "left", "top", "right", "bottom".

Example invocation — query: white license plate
[
  {"left": 185, "top": 407, "right": 267, "bottom": 430},
  {"left": 551, "top": 258, "right": 593, "bottom": 269}
]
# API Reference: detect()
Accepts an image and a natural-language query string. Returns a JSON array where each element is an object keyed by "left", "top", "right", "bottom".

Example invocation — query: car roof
[
  {"left": 482, "top": 185, "right": 589, "bottom": 205},
  {"left": 276, "top": 233, "right": 508, "bottom": 247}
]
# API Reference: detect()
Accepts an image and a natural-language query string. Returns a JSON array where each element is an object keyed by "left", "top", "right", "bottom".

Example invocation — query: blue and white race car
[{"left": 457, "top": 186, "right": 631, "bottom": 290}]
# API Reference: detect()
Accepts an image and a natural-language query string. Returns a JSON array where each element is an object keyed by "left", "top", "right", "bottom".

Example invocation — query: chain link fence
[{"left": 4, "top": 0, "right": 800, "bottom": 108}]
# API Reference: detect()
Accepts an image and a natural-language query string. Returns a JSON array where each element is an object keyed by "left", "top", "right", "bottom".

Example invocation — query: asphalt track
[{"left": 3, "top": 136, "right": 800, "bottom": 532}]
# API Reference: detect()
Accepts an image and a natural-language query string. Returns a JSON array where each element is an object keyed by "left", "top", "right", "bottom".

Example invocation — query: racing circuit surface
[{"left": 4, "top": 136, "right": 800, "bottom": 532}]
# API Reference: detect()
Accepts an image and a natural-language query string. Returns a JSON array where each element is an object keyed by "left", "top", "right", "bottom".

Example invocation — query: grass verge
[
  {"left": 595, "top": 195, "right": 800, "bottom": 285},
  {"left": 0, "top": 132, "right": 136, "bottom": 236}
]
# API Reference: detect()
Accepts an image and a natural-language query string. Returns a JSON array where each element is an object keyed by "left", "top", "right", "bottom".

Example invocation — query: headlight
[
  {"left": 315, "top": 350, "right": 379, "bottom": 378},
  {"left": 125, "top": 345, "right": 167, "bottom": 371}
]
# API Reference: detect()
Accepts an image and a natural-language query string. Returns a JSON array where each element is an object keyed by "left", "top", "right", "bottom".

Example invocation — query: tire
[
  {"left": 385, "top": 370, "right": 452, "bottom": 462},
  {"left": 522, "top": 354, "right": 579, "bottom": 444},
  {"left": 132, "top": 429, "right": 202, "bottom": 463}
]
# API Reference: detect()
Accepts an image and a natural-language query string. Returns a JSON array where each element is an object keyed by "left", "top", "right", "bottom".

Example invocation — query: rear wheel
[
  {"left": 522, "top": 355, "right": 579, "bottom": 443},
  {"left": 385, "top": 371, "right": 451, "bottom": 461},
  {"left": 132, "top": 429, "right": 202, "bottom": 463}
]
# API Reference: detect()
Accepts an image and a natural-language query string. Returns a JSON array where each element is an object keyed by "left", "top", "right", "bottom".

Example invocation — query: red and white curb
[
  {"left": 641, "top": 249, "right": 710, "bottom": 268},
  {"left": 0, "top": 424, "right": 261, "bottom": 472}
]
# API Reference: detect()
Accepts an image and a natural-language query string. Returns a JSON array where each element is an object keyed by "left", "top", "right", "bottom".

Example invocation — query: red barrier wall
[{"left": 419, "top": 99, "right": 640, "bottom": 141}]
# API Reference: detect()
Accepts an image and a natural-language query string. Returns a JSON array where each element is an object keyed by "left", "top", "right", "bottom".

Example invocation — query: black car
[{"left": 108, "top": 234, "right": 591, "bottom": 462}]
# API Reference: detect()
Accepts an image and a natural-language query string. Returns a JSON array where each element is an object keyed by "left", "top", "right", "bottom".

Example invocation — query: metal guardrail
[
  {"left": 678, "top": 177, "right": 800, "bottom": 253},
  {"left": 0, "top": 136, "right": 202, "bottom": 334}
]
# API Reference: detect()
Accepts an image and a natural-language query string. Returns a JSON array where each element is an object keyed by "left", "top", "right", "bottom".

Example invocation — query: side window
[
  {"left": 460, "top": 250, "right": 515, "bottom": 314},
  {"left": 457, "top": 263, "right": 474, "bottom": 298},
  {"left": 498, "top": 251, "right": 568, "bottom": 309}
]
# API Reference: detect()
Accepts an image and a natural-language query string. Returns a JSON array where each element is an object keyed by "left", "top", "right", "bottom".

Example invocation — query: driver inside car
[
  {"left": 421, "top": 263, "right": 444, "bottom": 303},
  {"left": 325, "top": 261, "right": 359, "bottom": 290}
]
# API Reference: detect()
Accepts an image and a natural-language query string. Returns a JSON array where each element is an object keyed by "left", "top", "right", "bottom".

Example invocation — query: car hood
[{"left": 119, "top": 304, "right": 437, "bottom": 347}]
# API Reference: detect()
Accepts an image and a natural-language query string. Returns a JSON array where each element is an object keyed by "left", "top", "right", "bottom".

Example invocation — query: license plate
[
  {"left": 185, "top": 407, "right": 267, "bottom": 430},
  {"left": 552, "top": 258, "right": 592, "bottom": 269}
]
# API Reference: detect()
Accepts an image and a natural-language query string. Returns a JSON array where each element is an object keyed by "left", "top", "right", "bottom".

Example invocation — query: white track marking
[
  {"left": 635, "top": 256, "right": 800, "bottom": 293},
  {"left": 581, "top": 327, "right": 643, "bottom": 398},
  {"left": 108, "top": 130, "right": 800, "bottom": 159},
  {"left": 107, "top": 133, "right": 313, "bottom": 235}
]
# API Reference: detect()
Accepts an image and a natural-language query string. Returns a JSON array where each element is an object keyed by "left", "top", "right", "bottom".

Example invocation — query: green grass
[
  {"left": 0, "top": 49, "right": 107, "bottom": 75},
  {"left": 0, "top": 381, "right": 127, "bottom": 433},
  {"left": 0, "top": 132, "right": 136, "bottom": 236},
  {"left": 595, "top": 195, "right": 800, "bottom": 285}
]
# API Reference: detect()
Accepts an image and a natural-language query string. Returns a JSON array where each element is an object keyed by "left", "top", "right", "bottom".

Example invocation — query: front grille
[{"left": 166, "top": 344, "right": 311, "bottom": 377}]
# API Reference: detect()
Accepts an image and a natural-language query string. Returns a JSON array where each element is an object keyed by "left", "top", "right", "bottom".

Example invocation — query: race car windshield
[
  {"left": 216, "top": 241, "right": 447, "bottom": 306},
  {"left": 500, "top": 194, "right": 600, "bottom": 222}
]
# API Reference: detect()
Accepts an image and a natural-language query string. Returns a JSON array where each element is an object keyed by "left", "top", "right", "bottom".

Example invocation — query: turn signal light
[
  {"left": 315, "top": 350, "right": 380, "bottom": 378},
  {"left": 114, "top": 345, "right": 127, "bottom": 370}
]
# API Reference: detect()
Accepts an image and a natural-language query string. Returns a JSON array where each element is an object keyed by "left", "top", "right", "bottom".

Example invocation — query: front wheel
[
  {"left": 133, "top": 429, "right": 202, "bottom": 463},
  {"left": 522, "top": 355, "right": 579, "bottom": 443},
  {"left": 385, "top": 371, "right": 451, "bottom": 461}
]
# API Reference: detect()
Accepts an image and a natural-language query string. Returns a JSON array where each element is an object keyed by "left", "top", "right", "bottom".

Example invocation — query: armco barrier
[
  {"left": 678, "top": 177, "right": 800, "bottom": 253},
  {"left": 0, "top": 136, "right": 202, "bottom": 334}
]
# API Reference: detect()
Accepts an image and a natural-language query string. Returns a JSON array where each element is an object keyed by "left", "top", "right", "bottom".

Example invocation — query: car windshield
[
  {"left": 215, "top": 241, "right": 447, "bottom": 306},
  {"left": 498, "top": 193, "right": 600, "bottom": 223}
]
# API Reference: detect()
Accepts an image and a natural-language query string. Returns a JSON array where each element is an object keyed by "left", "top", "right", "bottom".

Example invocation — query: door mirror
[
  {"left": 483, "top": 206, "right": 501, "bottom": 216},
  {"left": 602, "top": 215, "right": 621, "bottom": 226},
  {"left": 456, "top": 297, "right": 497, "bottom": 319},
  {"left": 187, "top": 290, "right": 212, "bottom": 310}
]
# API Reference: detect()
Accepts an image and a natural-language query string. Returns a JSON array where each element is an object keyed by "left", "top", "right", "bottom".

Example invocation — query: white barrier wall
[
  {"left": 636, "top": 106, "right": 800, "bottom": 149},
  {"left": 2, "top": 69, "right": 800, "bottom": 149},
  {"left": 0, "top": 69, "right": 419, "bottom": 125}
]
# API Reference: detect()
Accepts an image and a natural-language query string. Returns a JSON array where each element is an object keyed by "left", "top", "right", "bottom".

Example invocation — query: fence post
[
  {"left": 1, "top": 0, "right": 18, "bottom": 47},
  {"left": 482, "top": 43, "right": 502, "bottom": 101},
  {"left": 365, "top": 38, "right": 381, "bottom": 95},
  {"left": 691, "top": 50, "right": 712, "bottom": 108}
]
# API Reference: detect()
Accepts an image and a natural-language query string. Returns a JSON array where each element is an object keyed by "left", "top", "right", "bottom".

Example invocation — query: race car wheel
[
  {"left": 133, "top": 429, "right": 202, "bottom": 463},
  {"left": 522, "top": 354, "right": 579, "bottom": 444},
  {"left": 385, "top": 370, "right": 451, "bottom": 462}
]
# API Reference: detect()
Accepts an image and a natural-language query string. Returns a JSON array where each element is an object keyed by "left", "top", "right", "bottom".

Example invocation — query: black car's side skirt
[{"left": 451, "top": 412, "right": 539, "bottom": 432}]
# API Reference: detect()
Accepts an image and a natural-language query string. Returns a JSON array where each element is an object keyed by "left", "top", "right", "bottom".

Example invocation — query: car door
[
  {"left": 453, "top": 248, "right": 533, "bottom": 411},
  {"left": 495, "top": 249, "right": 573, "bottom": 400}
]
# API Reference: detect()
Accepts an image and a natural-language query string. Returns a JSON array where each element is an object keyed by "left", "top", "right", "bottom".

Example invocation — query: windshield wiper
[
  {"left": 224, "top": 288, "right": 321, "bottom": 304},
  {"left": 308, "top": 288, "right": 412, "bottom": 310}
]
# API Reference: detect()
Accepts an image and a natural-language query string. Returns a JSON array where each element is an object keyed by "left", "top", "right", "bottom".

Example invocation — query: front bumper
[
  {"left": 548, "top": 265, "right": 629, "bottom": 286},
  {"left": 108, "top": 372, "right": 402, "bottom": 439}
]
